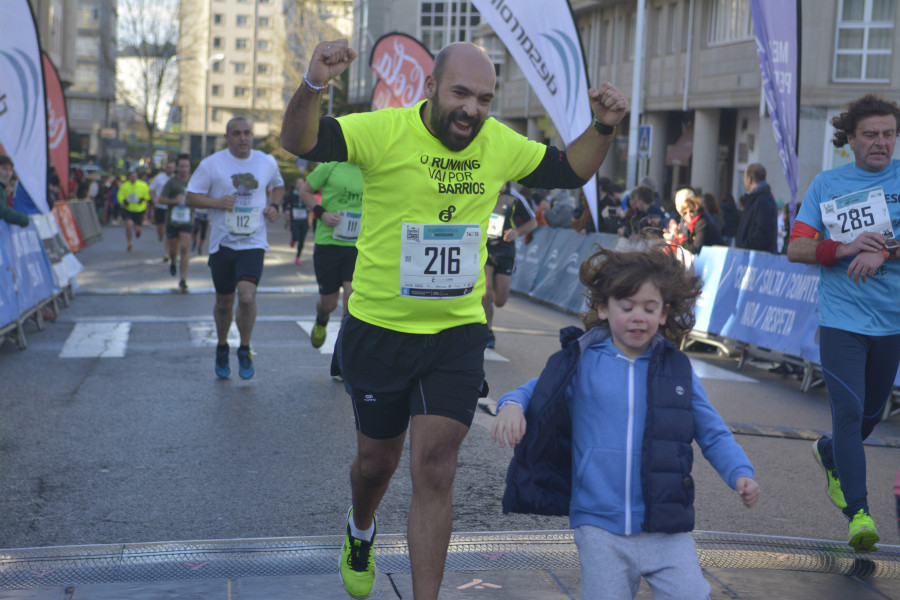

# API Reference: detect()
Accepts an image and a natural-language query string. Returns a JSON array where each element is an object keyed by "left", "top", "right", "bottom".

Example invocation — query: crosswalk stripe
[
  {"left": 59, "top": 322, "right": 131, "bottom": 358},
  {"left": 295, "top": 320, "right": 342, "bottom": 355}
]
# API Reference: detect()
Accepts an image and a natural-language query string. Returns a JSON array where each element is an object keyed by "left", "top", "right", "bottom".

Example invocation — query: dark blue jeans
[{"left": 818, "top": 326, "right": 900, "bottom": 519}]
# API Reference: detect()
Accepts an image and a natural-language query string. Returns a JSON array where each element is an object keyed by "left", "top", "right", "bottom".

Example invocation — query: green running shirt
[{"left": 337, "top": 100, "right": 545, "bottom": 334}]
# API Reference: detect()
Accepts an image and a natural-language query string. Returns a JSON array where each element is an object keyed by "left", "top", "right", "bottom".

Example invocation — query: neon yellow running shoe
[
  {"left": 340, "top": 509, "right": 376, "bottom": 598},
  {"left": 848, "top": 509, "right": 879, "bottom": 553},
  {"left": 812, "top": 439, "right": 846, "bottom": 509},
  {"left": 310, "top": 322, "right": 327, "bottom": 348}
]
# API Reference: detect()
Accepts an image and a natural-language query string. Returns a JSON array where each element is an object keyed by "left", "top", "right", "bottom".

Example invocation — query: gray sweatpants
[{"left": 574, "top": 525, "right": 710, "bottom": 600}]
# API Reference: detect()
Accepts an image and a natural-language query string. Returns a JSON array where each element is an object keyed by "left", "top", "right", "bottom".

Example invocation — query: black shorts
[
  {"left": 124, "top": 211, "right": 144, "bottom": 225},
  {"left": 207, "top": 246, "right": 265, "bottom": 294},
  {"left": 313, "top": 244, "right": 358, "bottom": 295},
  {"left": 485, "top": 253, "right": 515, "bottom": 276},
  {"left": 193, "top": 218, "right": 208, "bottom": 237},
  {"left": 154, "top": 207, "right": 167, "bottom": 224},
  {"left": 336, "top": 314, "right": 490, "bottom": 439},
  {"left": 166, "top": 224, "right": 193, "bottom": 239}
]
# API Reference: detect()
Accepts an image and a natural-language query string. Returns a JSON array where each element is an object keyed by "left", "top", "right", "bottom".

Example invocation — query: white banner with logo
[
  {"left": 471, "top": 0, "right": 597, "bottom": 226},
  {"left": 0, "top": 0, "right": 48, "bottom": 213}
]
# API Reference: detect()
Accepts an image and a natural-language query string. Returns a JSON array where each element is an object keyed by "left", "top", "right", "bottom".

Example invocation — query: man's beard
[{"left": 429, "top": 97, "right": 484, "bottom": 152}]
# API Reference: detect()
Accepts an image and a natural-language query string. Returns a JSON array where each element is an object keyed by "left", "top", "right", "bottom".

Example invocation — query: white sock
[{"left": 349, "top": 512, "right": 375, "bottom": 542}]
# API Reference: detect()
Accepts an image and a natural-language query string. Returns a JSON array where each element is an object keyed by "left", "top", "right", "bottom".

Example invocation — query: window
[
  {"left": 213, "top": 37, "right": 223, "bottom": 49},
  {"left": 257, "top": 39, "right": 269, "bottom": 51},
  {"left": 77, "top": 1, "right": 100, "bottom": 28},
  {"left": 237, "top": 15, "right": 249, "bottom": 26},
  {"left": 707, "top": 0, "right": 753, "bottom": 45},
  {"left": 651, "top": 6, "right": 663, "bottom": 56},
  {"left": 213, "top": 13, "right": 223, "bottom": 25},
  {"left": 234, "top": 86, "right": 248, "bottom": 97},
  {"left": 69, "top": 99, "right": 93, "bottom": 120},
  {"left": 834, "top": 0, "right": 894, "bottom": 82},
  {"left": 73, "top": 63, "right": 98, "bottom": 93},
  {"left": 236, "top": 38, "right": 248, "bottom": 50},
  {"left": 255, "top": 88, "right": 268, "bottom": 97},
  {"left": 234, "top": 62, "right": 247, "bottom": 73},
  {"left": 624, "top": 12, "right": 636, "bottom": 60},
  {"left": 258, "top": 16, "right": 269, "bottom": 27},
  {"left": 257, "top": 63, "right": 271, "bottom": 74},
  {"left": 76, "top": 35, "right": 99, "bottom": 58},
  {"left": 420, "top": 1, "right": 481, "bottom": 54},
  {"left": 211, "top": 108, "right": 221, "bottom": 122},
  {"left": 212, "top": 61, "right": 222, "bottom": 73},
  {"left": 211, "top": 84, "right": 222, "bottom": 96},
  {"left": 666, "top": 3, "right": 678, "bottom": 54}
]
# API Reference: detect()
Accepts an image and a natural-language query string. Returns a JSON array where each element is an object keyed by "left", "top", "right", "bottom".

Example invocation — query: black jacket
[{"left": 736, "top": 183, "right": 778, "bottom": 252}]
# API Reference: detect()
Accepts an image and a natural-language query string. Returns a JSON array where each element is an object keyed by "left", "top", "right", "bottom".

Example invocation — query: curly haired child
[{"left": 492, "top": 243, "right": 760, "bottom": 600}]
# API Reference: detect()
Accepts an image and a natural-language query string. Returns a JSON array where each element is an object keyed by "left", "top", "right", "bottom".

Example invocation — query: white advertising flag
[
  {"left": 471, "top": 0, "right": 597, "bottom": 227},
  {"left": 0, "top": 0, "right": 48, "bottom": 213}
]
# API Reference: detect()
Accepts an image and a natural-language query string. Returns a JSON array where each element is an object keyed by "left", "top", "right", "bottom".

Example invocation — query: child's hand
[
  {"left": 491, "top": 403, "right": 527, "bottom": 448},
  {"left": 736, "top": 476, "right": 760, "bottom": 508}
]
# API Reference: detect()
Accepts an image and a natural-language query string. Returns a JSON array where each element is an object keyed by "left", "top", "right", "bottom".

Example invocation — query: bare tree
[{"left": 116, "top": 0, "right": 180, "bottom": 155}]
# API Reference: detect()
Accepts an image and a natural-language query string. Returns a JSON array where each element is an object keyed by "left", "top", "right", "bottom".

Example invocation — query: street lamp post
[{"left": 202, "top": 53, "right": 226, "bottom": 157}]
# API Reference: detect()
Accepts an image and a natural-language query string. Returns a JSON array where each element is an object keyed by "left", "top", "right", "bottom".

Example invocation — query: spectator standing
[
  {"left": 720, "top": 193, "right": 739, "bottom": 246},
  {"left": 736, "top": 163, "right": 778, "bottom": 252}
]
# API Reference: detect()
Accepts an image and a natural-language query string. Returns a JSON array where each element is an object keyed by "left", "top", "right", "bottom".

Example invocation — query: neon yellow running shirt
[{"left": 338, "top": 100, "right": 545, "bottom": 333}]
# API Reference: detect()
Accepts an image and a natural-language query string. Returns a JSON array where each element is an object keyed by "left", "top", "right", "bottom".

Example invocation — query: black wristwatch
[
  {"left": 592, "top": 118, "right": 616, "bottom": 136},
  {"left": 884, "top": 238, "right": 900, "bottom": 260}
]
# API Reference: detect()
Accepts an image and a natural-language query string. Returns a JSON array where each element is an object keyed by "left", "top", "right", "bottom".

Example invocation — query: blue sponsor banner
[
  {"left": 511, "top": 226, "right": 552, "bottom": 294},
  {"left": 9, "top": 222, "right": 57, "bottom": 314},
  {"left": 704, "top": 248, "right": 819, "bottom": 358},
  {"left": 692, "top": 246, "right": 730, "bottom": 333},
  {"left": 0, "top": 222, "right": 19, "bottom": 327},
  {"left": 531, "top": 229, "right": 590, "bottom": 312}
]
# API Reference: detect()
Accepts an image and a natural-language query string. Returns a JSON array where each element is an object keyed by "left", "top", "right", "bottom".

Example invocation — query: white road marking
[
  {"left": 690, "top": 358, "right": 756, "bottom": 383},
  {"left": 295, "top": 320, "right": 342, "bottom": 355},
  {"left": 59, "top": 322, "right": 131, "bottom": 358},
  {"left": 484, "top": 348, "right": 508, "bottom": 362}
]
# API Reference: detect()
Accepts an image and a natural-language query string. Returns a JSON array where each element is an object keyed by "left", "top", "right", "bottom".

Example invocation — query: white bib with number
[
  {"left": 126, "top": 193, "right": 138, "bottom": 205},
  {"left": 292, "top": 207, "right": 308, "bottom": 220},
  {"left": 399, "top": 223, "right": 481, "bottom": 299},
  {"left": 333, "top": 210, "right": 362, "bottom": 241},
  {"left": 487, "top": 213, "right": 504, "bottom": 239},
  {"left": 170, "top": 204, "right": 191, "bottom": 225},
  {"left": 225, "top": 206, "right": 261, "bottom": 236},
  {"left": 821, "top": 186, "right": 894, "bottom": 243}
]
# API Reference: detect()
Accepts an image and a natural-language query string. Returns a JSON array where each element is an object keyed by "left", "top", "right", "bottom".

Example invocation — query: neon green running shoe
[
  {"left": 310, "top": 322, "right": 327, "bottom": 348},
  {"left": 848, "top": 508, "right": 879, "bottom": 553},
  {"left": 812, "top": 439, "right": 846, "bottom": 509},
  {"left": 340, "top": 509, "right": 376, "bottom": 598}
]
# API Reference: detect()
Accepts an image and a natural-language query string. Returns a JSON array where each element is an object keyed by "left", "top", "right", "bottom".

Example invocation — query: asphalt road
[{"left": 3, "top": 219, "right": 900, "bottom": 552}]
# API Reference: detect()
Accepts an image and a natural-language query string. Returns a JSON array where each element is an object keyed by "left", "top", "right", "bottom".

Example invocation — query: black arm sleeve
[
  {"left": 296, "top": 117, "right": 349, "bottom": 163},
  {"left": 517, "top": 146, "right": 588, "bottom": 190}
]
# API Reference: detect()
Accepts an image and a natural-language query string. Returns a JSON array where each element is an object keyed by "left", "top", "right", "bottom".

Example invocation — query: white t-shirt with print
[
  {"left": 149, "top": 172, "right": 173, "bottom": 209},
  {"left": 187, "top": 149, "right": 284, "bottom": 254}
]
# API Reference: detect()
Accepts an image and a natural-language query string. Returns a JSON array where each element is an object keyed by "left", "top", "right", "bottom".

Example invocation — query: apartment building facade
[
  {"left": 348, "top": 0, "right": 898, "bottom": 204},
  {"left": 174, "top": 0, "right": 353, "bottom": 160}
]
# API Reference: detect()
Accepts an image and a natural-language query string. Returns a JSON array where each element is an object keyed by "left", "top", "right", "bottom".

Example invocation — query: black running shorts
[
  {"left": 313, "top": 244, "right": 358, "bottom": 295},
  {"left": 124, "top": 211, "right": 144, "bottom": 225},
  {"left": 485, "top": 253, "right": 515, "bottom": 277},
  {"left": 207, "top": 246, "right": 265, "bottom": 294},
  {"left": 166, "top": 224, "right": 193, "bottom": 239},
  {"left": 336, "top": 314, "right": 490, "bottom": 439}
]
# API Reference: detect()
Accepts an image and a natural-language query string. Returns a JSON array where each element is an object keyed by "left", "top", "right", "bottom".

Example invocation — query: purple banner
[{"left": 750, "top": 0, "right": 800, "bottom": 207}]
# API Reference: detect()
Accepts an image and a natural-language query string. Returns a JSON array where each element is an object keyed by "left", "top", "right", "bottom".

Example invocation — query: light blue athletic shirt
[{"left": 796, "top": 159, "right": 900, "bottom": 335}]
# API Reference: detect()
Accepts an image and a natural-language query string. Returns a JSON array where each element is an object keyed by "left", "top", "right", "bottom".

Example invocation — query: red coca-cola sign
[{"left": 369, "top": 33, "right": 434, "bottom": 110}]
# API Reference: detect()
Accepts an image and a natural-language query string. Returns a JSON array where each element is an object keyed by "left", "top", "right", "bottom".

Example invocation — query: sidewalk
[{"left": 2, "top": 530, "right": 900, "bottom": 599}]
